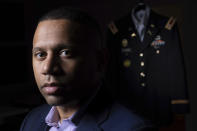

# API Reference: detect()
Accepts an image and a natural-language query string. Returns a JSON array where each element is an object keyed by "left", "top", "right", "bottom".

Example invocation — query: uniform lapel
[
  {"left": 118, "top": 10, "right": 163, "bottom": 54},
  {"left": 141, "top": 10, "right": 161, "bottom": 51},
  {"left": 124, "top": 14, "right": 144, "bottom": 53}
]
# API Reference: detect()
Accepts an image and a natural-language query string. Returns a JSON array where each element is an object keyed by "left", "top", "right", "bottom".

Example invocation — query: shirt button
[
  {"left": 140, "top": 72, "right": 146, "bottom": 77},
  {"left": 141, "top": 62, "right": 145, "bottom": 66},
  {"left": 139, "top": 53, "right": 144, "bottom": 57}
]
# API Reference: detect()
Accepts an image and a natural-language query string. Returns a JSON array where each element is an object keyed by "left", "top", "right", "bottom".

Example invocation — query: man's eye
[
  {"left": 60, "top": 49, "right": 71, "bottom": 57},
  {"left": 34, "top": 52, "right": 46, "bottom": 59}
]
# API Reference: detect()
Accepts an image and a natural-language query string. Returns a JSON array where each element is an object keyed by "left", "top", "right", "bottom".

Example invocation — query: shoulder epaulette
[
  {"left": 165, "top": 16, "right": 176, "bottom": 30},
  {"left": 108, "top": 21, "right": 119, "bottom": 34}
]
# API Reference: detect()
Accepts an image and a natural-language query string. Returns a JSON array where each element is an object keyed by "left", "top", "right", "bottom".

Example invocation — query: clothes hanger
[{"left": 134, "top": 0, "right": 146, "bottom": 13}]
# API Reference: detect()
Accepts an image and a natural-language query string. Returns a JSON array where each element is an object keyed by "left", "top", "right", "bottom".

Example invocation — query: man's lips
[
  {"left": 42, "top": 83, "right": 63, "bottom": 95},
  {"left": 43, "top": 86, "right": 59, "bottom": 95}
]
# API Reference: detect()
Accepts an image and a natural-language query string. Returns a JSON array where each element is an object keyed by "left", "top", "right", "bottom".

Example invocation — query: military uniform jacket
[{"left": 106, "top": 10, "right": 189, "bottom": 126}]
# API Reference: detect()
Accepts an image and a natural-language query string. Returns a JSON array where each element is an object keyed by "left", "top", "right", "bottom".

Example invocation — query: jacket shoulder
[
  {"left": 20, "top": 104, "right": 51, "bottom": 131},
  {"left": 101, "top": 103, "right": 156, "bottom": 131}
]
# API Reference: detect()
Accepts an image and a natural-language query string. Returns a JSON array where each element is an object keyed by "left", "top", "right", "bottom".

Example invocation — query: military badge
[
  {"left": 122, "top": 38, "right": 128, "bottom": 47},
  {"left": 151, "top": 35, "right": 165, "bottom": 49},
  {"left": 123, "top": 59, "right": 131, "bottom": 68}
]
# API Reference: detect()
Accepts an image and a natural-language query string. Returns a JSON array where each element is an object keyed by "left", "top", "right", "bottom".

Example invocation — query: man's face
[{"left": 32, "top": 19, "right": 101, "bottom": 106}]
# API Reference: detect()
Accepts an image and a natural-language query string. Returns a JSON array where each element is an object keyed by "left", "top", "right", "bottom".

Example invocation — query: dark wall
[
  {"left": 183, "top": 0, "right": 197, "bottom": 130},
  {"left": 0, "top": 3, "right": 27, "bottom": 103}
]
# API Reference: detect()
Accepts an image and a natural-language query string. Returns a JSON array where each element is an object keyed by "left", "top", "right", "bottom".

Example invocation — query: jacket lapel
[
  {"left": 76, "top": 101, "right": 110, "bottom": 131},
  {"left": 76, "top": 115, "right": 102, "bottom": 131},
  {"left": 38, "top": 115, "right": 50, "bottom": 131},
  {"left": 38, "top": 105, "right": 51, "bottom": 131}
]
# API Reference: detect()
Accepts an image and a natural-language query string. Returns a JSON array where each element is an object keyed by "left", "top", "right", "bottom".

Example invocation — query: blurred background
[{"left": 0, "top": 0, "right": 196, "bottom": 130}]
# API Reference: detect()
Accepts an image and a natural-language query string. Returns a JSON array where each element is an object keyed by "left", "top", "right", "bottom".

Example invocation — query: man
[{"left": 20, "top": 7, "right": 155, "bottom": 131}]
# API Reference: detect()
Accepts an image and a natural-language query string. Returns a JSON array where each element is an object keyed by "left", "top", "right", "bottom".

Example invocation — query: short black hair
[{"left": 39, "top": 7, "right": 104, "bottom": 49}]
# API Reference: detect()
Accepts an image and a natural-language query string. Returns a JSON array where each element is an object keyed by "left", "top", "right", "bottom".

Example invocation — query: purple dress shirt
[
  {"left": 45, "top": 106, "right": 77, "bottom": 131},
  {"left": 45, "top": 89, "right": 99, "bottom": 131}
]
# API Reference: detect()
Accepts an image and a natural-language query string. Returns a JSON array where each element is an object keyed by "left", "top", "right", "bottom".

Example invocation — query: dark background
[{"left": 0, "top": 0, "right": 196, "bottom": 130}]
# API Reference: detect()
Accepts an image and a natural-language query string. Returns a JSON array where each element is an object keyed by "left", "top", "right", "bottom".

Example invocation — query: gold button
[
  {"left": 141, "top": 62, "right": 145, "bottom": 66},
  {"left": 156, "top": 50, "right": 160, "bottom": 54},
  {"left": 141, "top": 83, "right": 146, "bottom": 87},
  {"left": 122, "top": 39, "right": 128, "bottom": 47},
  {"left": 123, "top": 59, "right": 131, "bottom": 68},
  {"left": 150, "top": 24, "right": 155, "bottom": 28},
  {"left": 139, "top": 53, "right": 143, "bottom": 57},
  {"left": 131, "top": 33, "right": 136, "bottom": 37},
  {"left": 140, "top": 72, "right": 146, "bottom": 77}
]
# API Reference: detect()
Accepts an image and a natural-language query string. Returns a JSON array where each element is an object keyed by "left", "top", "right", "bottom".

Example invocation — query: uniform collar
[
  {"left": 116, "top": 10, "right": 164, "bottom": 53},
  {"left": 131, "top": 5, "right": 150, "bottom": 27}
]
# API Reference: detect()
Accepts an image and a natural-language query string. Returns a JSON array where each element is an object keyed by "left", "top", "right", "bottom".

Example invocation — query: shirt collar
[
  {"left": 45, "top": 106, "right": 75, "bottom": 127},
  {"left": 45, "top": 87, "right": 100, "bottom": 127},
  {"left": 131, "top": 5, "right": 150, "bottom": 27}
]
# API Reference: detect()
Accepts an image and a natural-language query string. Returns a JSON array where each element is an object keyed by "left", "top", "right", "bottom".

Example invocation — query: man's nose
[{"left": 42, "top": 55, "right": 61, "bottom": 75}]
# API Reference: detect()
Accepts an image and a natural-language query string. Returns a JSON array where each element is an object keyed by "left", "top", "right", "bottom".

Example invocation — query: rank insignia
[
  {"left": 151, "top": 35, "right": 165, "bottom": 49},
  {"left": 165, "top": 16, "right": 176, "bottom": 30},
  {"left": 108, "top": 21, "right": 119, "bottom": 34},
  {"left": 123, "top": 59, "right": 131, "bottom": 68},
  {"left": 122, "top": 38, "right": 128, "bottom": 47}
]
